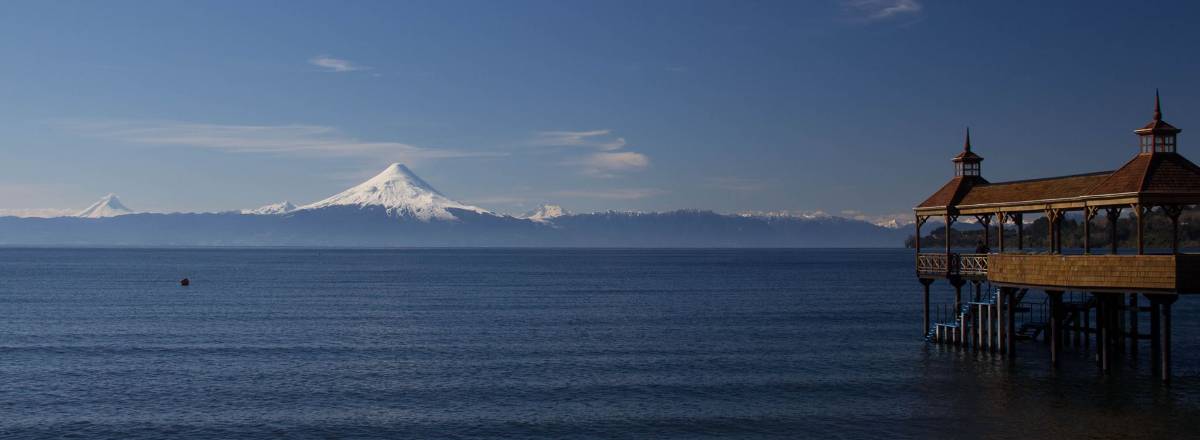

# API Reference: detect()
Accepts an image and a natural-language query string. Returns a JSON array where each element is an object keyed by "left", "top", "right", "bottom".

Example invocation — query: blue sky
[{"left": 1, "top": 1, "right": 1198, "bottom": 222}]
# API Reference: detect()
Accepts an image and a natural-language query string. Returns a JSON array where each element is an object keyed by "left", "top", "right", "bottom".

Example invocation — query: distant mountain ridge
[{"left": 0, "top": 164, "right": 907, "bottom": 247}]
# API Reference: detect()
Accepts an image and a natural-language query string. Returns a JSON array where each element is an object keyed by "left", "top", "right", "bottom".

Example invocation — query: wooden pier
[{"left": 914, "top": 93, "right": 1198, "bottom": 382}]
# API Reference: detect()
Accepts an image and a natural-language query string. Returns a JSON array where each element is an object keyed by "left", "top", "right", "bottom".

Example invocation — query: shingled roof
[
  {"left": 918, "top": 153, "right": 1200, "bottom": 210},
  {"left": 917, "top": 93, "right": 1200, "bottom": 213},
  {"left": 1087, "top": 152, "right": 1200, "bottom": 196}
]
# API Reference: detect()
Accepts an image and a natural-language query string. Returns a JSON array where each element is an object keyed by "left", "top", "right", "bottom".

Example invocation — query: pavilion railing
[{"left": 916, "top": 253, "right": 988, "bottom": 276}]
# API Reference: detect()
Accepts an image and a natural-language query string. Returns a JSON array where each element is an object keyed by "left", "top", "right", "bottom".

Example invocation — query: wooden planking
[{"left": 988, "top": 254, "right": 1200, "bottom": 293}]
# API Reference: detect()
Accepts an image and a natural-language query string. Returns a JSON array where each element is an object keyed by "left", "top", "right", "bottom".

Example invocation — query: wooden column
[
  {"left": 945, "top": 214, "right": 955, "bottom": 255},
  {"left": 996, "top": 212, "right": 1006, "bottom": 253},
  {"left": 1134, "top": 204, "right": 1146, "bottom": 255},
  {"left": 1083, "top": 301, "right": 1091, "bottom": 349},
  {"left": 999, "top": 287, "right": 1009, "bottom": 355},
  {"left": 1149, "top": 296, "right": 1161, "bottom": 375},
  {"left": 951, "top": 278, "right": 964, "bottom": 347},
  {"left": 1006, "top": 288, "right": 1016, "bottom": 358},
  {"left": 1084, "top": 208, "right": 1094, "bottom": 256},
  {"left": 975, "top": 304, "right": 982, "bottom": 351},
  {"left": 1161, "top": 297, "right": 1176, "bottom": 383},
  {"left": 1164, "top": 205, "right": 1183, "bottom": 254},
  {"left": 1015, "top": 213, "right": 1025, "bottom": 251},
  {"left": 988, "top": 302, "right": 995, "bottom": 353},
  {"left": 914, "top": 216, "right": 926, "bottom": 253},
  {"left": 1045, "top": 209, "right": 1057, "bottom": 254},
  {"left": 1106, "top": 207, "right": 1122, "bottom": 255},
  {"left": 1099, "top": 294, "right": 1110, "bottom": 371},
  {"left": 1129, "top": 294, "right": 1138, "bottom": 358},
  {"left": 1048, "top": 291, "right": 1064, "bottom": 366},
  {"left": 975, "top": 215, "right": 992, "bottom": 251},
  {"left": 952, "top": 279, "right": 963, "bottom": 313},
  {"left": 921, "top": 278, "right": 933, "bottom": 337}
]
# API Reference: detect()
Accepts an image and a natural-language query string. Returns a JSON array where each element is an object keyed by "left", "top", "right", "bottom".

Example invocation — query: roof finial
[
  {"left": 1154, "top": 88, "right": 1162, "bottom": 121},
  {"left": 964, "top": 127, "right": 972, "bottom": 152}
]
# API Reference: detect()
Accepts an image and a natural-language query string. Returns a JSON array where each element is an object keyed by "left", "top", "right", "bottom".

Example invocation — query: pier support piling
[
  {"left": 1048, "top": 291, "right": 1064, "bottom": 366},
  {"left": 920, "top": 279, "right": 933, "bottom": 337}
]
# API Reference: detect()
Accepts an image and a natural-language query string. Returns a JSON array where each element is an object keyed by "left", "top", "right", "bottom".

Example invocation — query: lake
[{"left": 1, "top": 248, "right": 1198, "bottom": 438}]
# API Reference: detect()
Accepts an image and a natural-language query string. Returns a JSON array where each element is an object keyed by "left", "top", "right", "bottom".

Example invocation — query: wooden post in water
[
  {"left": 1006, "top": 288, "right": 1016, "bottom": 358},
  {"left": 921, "top": 279, "right": 933, "bottom": 337},
  {"left": 1147, "top": 294, "right": 1164, "bottom": 378},
  {"left": 1083, "top": 301, "right": 1091, "bottom": 349},
  {"left": 951, "top": 278, "right": 964, "bottom": 346},
  {"left": 1099, "top": 294, "right": 1110, "bottom": 371},
  {"left": 1048, "top": 291, "right": 1064, "bottom": 366},
  {"left": 1162, "top": 298, "right": 1174, "bottom": 382},
  {"left": 1116, "top": 296, "right": 1126, "bottom": 352},
  {"left": 1129, "top": 294, "right": 1138, "bottom": 359}
]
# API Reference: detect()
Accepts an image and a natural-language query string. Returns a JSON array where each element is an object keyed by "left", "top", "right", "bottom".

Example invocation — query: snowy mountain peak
[
  {"left": 297, "top": 163, "right": 489, "bottom": 221},
  {"left": 243, "top": 201, "right": 297, "bottom": 215},
  {"left": 522, "top": 204, "right": 571, "bottom": 222},
  {"left": 76, "top": 194, "right": 134, "bottom": 218}
]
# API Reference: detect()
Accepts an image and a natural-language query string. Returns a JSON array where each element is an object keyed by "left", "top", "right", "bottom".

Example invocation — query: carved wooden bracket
[{"left": 1161, "top": 204, "right": 1184, "bottom": 221}]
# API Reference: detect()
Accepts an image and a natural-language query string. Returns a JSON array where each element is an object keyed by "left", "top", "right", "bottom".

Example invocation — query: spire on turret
[
  {"left": 1154, "top": 88, "right": 1162, "bottom": 121},
  {"left": 1136, "top": 89, "right": 1180, "bottom": 154},
  {"left": 952, "top": 127, "right": 983, "bottom": 178}
]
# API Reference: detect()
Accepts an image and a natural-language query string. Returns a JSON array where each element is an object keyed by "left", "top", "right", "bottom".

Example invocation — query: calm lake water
[{"left": 1, "top": 248, "right": 1199, "bottom": 439}]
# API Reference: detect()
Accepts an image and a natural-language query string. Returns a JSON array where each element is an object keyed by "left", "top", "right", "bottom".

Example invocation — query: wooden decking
[{"left": 917, "top": 252, "right": 1200, "bottom": 294}]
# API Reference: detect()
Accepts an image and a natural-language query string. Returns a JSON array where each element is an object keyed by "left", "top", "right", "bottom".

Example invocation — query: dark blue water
[{"left": 1, "top": 248, "right": 1199, "bottom": 439}]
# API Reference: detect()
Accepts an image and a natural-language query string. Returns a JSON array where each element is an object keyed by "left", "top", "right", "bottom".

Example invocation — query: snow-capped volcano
[
  {"left": 297, "top": 163, "right": 489, "bottom": 221},
  {"left": 76, "top": 194, "right": 134, "bottom": 218},
  {"left": 243, "top": 201, "right": 297, "bottom": 215},
  {"left": 521, "top": 204, "right": 571, "bottom": 222}
]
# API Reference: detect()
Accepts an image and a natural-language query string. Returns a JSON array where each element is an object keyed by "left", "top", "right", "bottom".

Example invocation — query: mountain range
[{"left": 0, "top": 164, "right": 908, "bottom": 247}]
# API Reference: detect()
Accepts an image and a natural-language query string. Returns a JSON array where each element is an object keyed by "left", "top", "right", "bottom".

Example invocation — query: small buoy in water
[{"left": 180, "top": 278, "right": 190, "bottom": 286}]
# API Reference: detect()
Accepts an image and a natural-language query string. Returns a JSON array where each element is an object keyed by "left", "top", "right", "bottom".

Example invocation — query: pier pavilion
[{"left": 913, "top": 93, "right": 1200, "bottom": 382}]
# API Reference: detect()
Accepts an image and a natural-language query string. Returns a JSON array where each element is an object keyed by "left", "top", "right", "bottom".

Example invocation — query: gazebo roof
[
  {"left": 917, "top": 153, "right": 1200, "bottom": 212},
  {"left": 916, "top": 94, "right": 1199, "bottom": 215}
]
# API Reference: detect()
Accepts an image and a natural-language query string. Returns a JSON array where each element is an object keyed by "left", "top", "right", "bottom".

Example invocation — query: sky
[{"left": 1, "top": 1, "right": 1198, "bottom": 223}]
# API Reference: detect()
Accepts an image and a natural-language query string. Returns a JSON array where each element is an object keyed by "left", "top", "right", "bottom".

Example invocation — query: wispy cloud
[
  {"left": 578, "top": 152, "right": 650, "bottom": 177},
  {"left": 61, "top": 120, "right": 497, "bottom": 162},
  {"left": 553, "top": 188, "right": 665, "bottom": 200},
  {"left": 308, "top": 55, "right": 369, "bottom": 72},
  {"left": 532, "top": 129, "right": 627, "bottom": 151},
  {"left": 532, "top": 129, "right": 650, "bottom": 177},
  {"left": 842, "top": 0, "right": 922, "bottom": 21}
]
